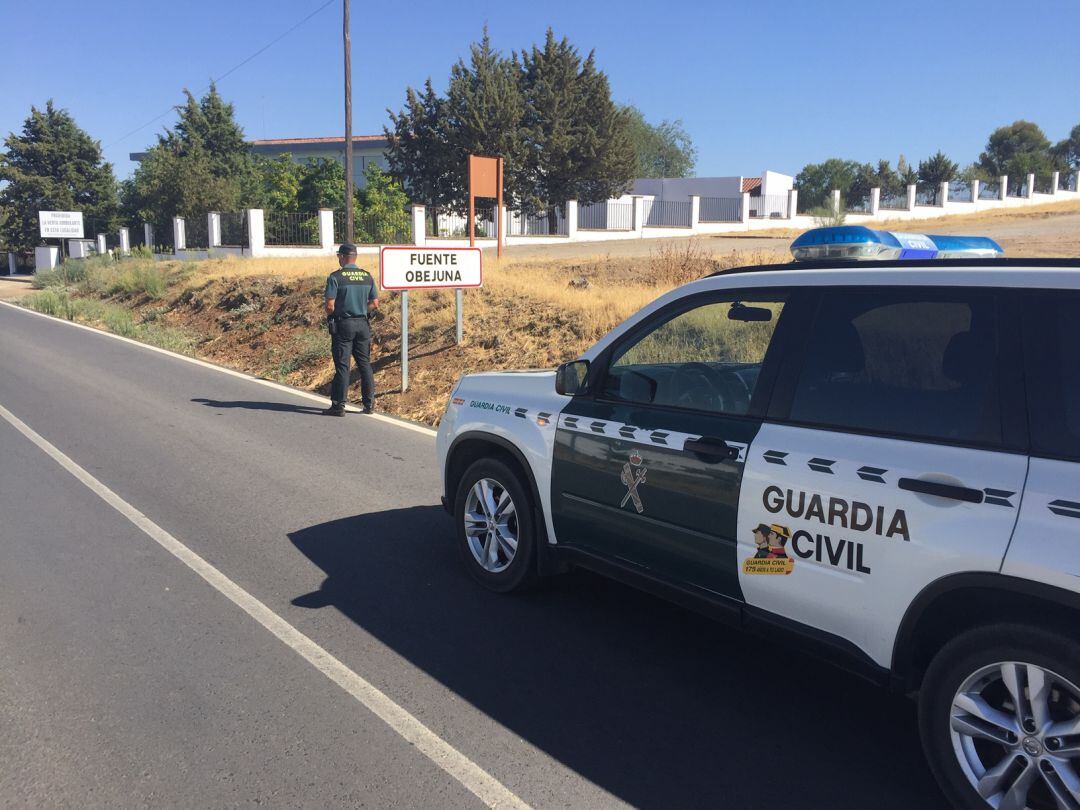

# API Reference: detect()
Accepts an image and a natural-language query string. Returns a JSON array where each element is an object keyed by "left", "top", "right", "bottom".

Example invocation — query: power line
[{"left": 104, "top": 0, "right": 335, "bottom": 150}]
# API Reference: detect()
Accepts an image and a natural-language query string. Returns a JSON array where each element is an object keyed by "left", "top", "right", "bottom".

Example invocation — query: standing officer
[{"left": 323, "top": 243, "right": 379, "bottom": 416}]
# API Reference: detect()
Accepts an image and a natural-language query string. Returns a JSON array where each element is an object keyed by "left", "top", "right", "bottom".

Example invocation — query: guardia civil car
[{"left": 435, "top": 227, "right": 1080, "bottom": 810}]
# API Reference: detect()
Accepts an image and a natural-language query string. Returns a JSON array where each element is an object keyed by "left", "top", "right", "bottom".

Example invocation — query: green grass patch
[{"left": 272, "top": 329, "right": 328, "bottom": 379}]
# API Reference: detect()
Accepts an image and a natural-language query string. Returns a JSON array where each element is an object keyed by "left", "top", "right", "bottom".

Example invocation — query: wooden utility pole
[{"left": 343, "top": 0, "right": 354, "bottom": 242}]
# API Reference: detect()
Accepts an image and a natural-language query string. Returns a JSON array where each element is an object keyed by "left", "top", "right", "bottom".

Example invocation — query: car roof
[{"left": 700, "top": 257, "right": 1080, "bottom": 290}]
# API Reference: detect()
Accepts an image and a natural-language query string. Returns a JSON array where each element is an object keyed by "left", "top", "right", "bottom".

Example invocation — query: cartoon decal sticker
[
  {"left": 620, "top": 451, "right": 648, "bottom": 514},
  {"left": 742, "top": 523, "right": 794, "bottom": 575}
]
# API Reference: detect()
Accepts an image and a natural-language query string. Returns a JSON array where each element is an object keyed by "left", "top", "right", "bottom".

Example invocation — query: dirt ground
[
  {"left": 16, "top": 201, "right": 1080, "bottom": 426},
  {"left": 0, "top": 275, "right": 35, "bottom": 301}
]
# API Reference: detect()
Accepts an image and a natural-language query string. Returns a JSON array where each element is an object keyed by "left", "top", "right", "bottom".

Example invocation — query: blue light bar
[{"left": 790, "top": 226, "right": 1004, "bottom": 261}]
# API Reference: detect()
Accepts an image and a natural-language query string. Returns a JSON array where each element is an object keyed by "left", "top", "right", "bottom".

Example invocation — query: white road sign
[
  {"left": 39, "top": 211, "right": 84, "bottom": 239},
  {"left": 380, "top": 246, "right": 483, "bottom": 290}
]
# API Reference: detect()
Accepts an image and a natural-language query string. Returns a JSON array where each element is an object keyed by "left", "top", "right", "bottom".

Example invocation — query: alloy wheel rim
[
  {"left": 950, "top": 660, "right": 1080, "bottom": 809},
  {"left": 463, "top": 478, "right": 518, "bottom": 574}
]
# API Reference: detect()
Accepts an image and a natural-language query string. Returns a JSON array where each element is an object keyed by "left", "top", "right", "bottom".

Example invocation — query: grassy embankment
[{"left": 20, "top": 245, "right": 787, "bottom": 424}]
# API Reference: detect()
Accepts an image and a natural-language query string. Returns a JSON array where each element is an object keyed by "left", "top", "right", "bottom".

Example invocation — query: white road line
[
  {"left": 0, "top": 300, "right": 437, "bottom": 437},
  {"left": 0, "top": 400, "right": 525, "bottom": 809}
]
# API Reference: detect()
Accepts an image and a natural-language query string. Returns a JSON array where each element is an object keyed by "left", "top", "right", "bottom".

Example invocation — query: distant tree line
[{"left": 796, "top": 120, "right": 1080, "bottom": 211}]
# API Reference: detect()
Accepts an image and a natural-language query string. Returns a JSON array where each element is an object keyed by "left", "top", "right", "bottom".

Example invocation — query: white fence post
[
  {"left": 787, "top": 189, "right": 798, "bottom": 220},
  {"left": 173, "top": 217, "right": 186, "bottom": 251},
  {"left": 318, "top": 209, "right": 335, "bottom": 250},
  {"left": 999, "top": 175, "right": 1008, "bottom": 201},
  {"left": 939, "top": 181, "right": 950, "bottom": 207},
  {"left": 742, "top": 192, "right": 752, "bottom": 226},
  {"left": 247, "top": 209, "right": 266, "bottom": 257},
  {"left": 8, "top": 252, "right": 17, "bottom": 274},
  {"left": 688, "top": 195, "right": 700, "bottom": 231},
  {"left": 971, "top": 179, "right": 981, "bottom": 207},
  {"left": 208, "top": 212, "right": 221, "bottom": 248},
  {"left": 144, "top": 223, "right": 154, "bottom": 248},
  {"left": 830, "top": 189, "right": 841, "bottom": 219},
  {"left": 905, "top": 184, "right": 917, "bottom": 211},
  {"left": 1026, "top": 173, "right": 1036, "bottom": 198},
  {"left": 410, "top": 205, "right": 426, "bottom": 246},
  {"left": 870, "top": 187, "right": 881, "bottom": 216},
  {"left": 566, "top": 200, "right": 578, "bottom": 239},
  {"left": 118, "top": 227, "right": 130, "bottom": 254},
  {"left": 1051, "top": 171, "right": 1060, "bottom": 195},
  {"left": 631, "top": 196, "right": 644, "bottom": 236},
  {"left": 96, "top": 234, "right": 107, "bottom": 255}
]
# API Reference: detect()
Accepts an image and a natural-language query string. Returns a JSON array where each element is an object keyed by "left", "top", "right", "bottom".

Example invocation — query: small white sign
[
  {"left": 380, "top": 246, "right": 483, "bottom": 290},
  {"left": 39, "top": 210, "right": 84, "bottom": 239}
]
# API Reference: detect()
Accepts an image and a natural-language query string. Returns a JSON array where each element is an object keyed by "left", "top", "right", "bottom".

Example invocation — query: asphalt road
[{"left": 0, "top": 302, "right": 949, "bottom": 809}]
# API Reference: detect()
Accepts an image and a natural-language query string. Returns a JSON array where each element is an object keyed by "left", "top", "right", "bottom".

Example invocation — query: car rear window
[{"left": 788, "top": 289, "right": 1002, "bottom": 445}]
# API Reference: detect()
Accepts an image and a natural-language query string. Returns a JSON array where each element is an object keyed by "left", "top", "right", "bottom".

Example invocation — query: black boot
[{"left": 323, "top": 403, "right": 346, "bottom": 417}]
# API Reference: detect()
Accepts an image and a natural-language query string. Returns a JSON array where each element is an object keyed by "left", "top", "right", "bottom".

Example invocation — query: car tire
[
  {"left": 918, "top": 623, "right": 1080, "bottom": 810},
  {"left": 453, "top": 458, "right": 536, "bottom": 593}
]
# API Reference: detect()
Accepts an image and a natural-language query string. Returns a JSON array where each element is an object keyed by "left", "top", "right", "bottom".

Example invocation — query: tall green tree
[
  {"left": 386, "top": 29, "right": 636, "bottom": 222},
  {"left": 918, "top": 151, "right": 959, "bottom": 186},
  {"left": 355, "top": 164, "right": 411, "bottom": 243},
  {"left": 386, "top": 80, "right": 454, "bottom": 207},
  {"left": 296, "top": 158, "right": 346, "bottom": 211},
  {"left": 124, "top": 85, "right": 257, "bottom": 232},
  {"left": 978, "top": 120, "right": 1059, "bottom": 184},
  {"left": 518, "top": 30, "right": 636, "bottom": 222},
  {"left": 794, "top": 158, "right": 864, "bottom": 210},
  {"left": 622, "top": 105, "right": 696, "bottom": 178},
  {"left": 0, "top": 100, "right": 119, "bottom": 252},
  {"left": 1052, "top": 124, "right": 1080, "bottom": 171},
  {"left": 445, "top": 30, "right": 526, "bottom": 204}
]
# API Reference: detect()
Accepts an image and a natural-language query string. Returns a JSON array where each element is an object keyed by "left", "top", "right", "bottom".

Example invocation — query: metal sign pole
[
  {"left": 401, "top": 290, "right": 409, "bottom": 393},
  {"left": 455, "top": 288, "right": 463, "bottom": 344}
]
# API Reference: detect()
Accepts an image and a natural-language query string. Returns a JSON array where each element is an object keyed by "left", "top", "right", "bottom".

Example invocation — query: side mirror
[{"left": 556, "top": 359, "right": 590, "bottom": 396}]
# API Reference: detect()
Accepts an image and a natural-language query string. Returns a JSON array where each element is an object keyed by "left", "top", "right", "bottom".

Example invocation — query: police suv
[{"left": 435, "top": 227, "right": 1080, "bottom": 810}]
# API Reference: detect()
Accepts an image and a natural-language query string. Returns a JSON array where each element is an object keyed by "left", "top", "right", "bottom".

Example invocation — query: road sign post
[
  {"left": 380, "top": 246, "right": 483, "bottom": 392},
  {"left": 401, "top": 290, "right": 409, "bottom": 393}
]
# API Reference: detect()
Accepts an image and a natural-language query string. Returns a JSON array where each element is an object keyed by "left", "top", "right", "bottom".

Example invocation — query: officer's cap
[{"left": 337, "top": 243, "right": 358, "bottom": 255}]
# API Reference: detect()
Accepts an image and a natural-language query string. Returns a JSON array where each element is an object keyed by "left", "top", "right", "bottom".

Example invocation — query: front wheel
[
  {"left": 919, "top": 624, "right": 1080, "bottom": 810},
  {"left": 453, "top": 458, "right": 536, "bottom": 593}
]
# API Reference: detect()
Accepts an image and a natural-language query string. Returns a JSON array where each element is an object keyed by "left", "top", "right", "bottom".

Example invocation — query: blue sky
[{"left": 1, "top": 0, "right": 1075, "bottom": 180}]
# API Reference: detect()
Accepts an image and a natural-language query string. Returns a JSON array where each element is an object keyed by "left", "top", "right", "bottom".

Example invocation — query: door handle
[
  {"left": 683, "top": 436, "right": 740, "bottom": 463},
  {"left": 898, "top": 477, "right": 984, "bottom": 504}
]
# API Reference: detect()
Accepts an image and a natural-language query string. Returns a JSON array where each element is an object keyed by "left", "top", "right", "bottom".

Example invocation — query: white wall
[{"left": 761, "top": 170, "right": 794, "bottom": 197}]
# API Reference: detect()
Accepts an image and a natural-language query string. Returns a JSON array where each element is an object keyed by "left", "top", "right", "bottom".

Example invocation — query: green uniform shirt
[{"left": 325, "top": 264, "right": 378, "bottom": 318}]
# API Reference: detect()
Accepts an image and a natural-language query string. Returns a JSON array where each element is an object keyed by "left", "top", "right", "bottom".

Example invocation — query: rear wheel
[
  {"left": 453, "top": 458, "right": 536, "bottom": 593},
  {"left": 919, "top": 624, "right": 1080, "bottom": 810}
]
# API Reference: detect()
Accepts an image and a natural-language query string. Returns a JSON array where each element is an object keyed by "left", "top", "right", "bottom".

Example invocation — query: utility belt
[{"left": 327, "top": 314, "right": 366, "bottom": 335}]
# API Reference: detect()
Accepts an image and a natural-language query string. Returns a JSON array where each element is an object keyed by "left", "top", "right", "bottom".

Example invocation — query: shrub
[
  {"left": 274, "top": 329, "right": 328, "bottom": 378},
  {"left": 22, "top": 289, "right": 75, "bottom": 319},
  {"left": 812, "top": 201, "right": 846, "bottom": 227}
]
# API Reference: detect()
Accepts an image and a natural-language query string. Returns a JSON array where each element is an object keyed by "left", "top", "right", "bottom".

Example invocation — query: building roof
[
  {"left": 249, "top": 135, "right": 386, "bottom": 146},
  {"left": 741, "top": 177, "right": 762, "bottom": 193}
]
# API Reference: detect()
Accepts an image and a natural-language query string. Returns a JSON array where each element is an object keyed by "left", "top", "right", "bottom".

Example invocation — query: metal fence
[
  {"left": 507, "top": 208, "right": 568, "bottom": 236},
  {"left": 128, "top": 225, "right": 147, "bottom": 248},
  {"left": 948, "top": 181, "right": 973, "bottom": 203},
  {"left": 878, "top": 190, "right": 908, "bottom": 210},
  {"left": 844, "top": 195, "right": 872, "bottom": 214},
  {"left": 748, "top": 194, "right": 789, "bottom": 219},
  {"left": 1060, "top": 172, "right": 1078, "bottom": 192},
  {"left": 699, "top": 196, "right": 742, "bottom": 223},
  {"left": 978, "top": 180, "right": 1002, "bottom": 200},
  {"left": 218, "top": 212, "right": 248, "bottom": 248},
  {"left": 577, "top": 202, "right": 633, "bottom": 230},
  {"left": 185, "top": 215, "right": 209, "bottom": 249},
  {"left": 264, "top": 211, "right": 320, "bottom": 247},
  {"left": 1006, "top": 178, "right": 1027, "bottom": 198},
  {"left": 1033, "top": 175, "right": 1055, "bottom": 195},
  {"left": 915, "top": 184, "right": 942, "bottom": 207},
  {"left": 643, "top": 199, "right": 691, "bottom": 228},
  {"left": 423, "top": 207, "right": 497, "bottom": 239},
  {"left": 334, "top": 210, "right": 412, "bottom": 244}
]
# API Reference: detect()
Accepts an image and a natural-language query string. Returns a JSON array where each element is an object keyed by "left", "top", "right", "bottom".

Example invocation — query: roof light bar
[{"left": 790, "top": 226, "right": 1004, "bottom": 262}]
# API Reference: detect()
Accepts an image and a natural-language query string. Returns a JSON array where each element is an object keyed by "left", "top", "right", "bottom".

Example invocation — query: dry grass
[{"left": 863, "top": 199, "right": 1080, "bottom": 231}]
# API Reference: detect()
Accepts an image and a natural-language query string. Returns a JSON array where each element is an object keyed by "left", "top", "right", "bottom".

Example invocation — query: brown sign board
[{"left": 468, "top": 155, "right": 500, "bottom": 198}]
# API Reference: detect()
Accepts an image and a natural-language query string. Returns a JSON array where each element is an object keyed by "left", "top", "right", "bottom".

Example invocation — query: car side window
[
  {"left": 788, "top": 289, "right": 1002, "bottom": 445},
  {"left": 1025, "top": 291, "right": 1080, "bottom": 460},
  {"left": 601, "top": 296, "right": 786, "bottom": 415}
]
